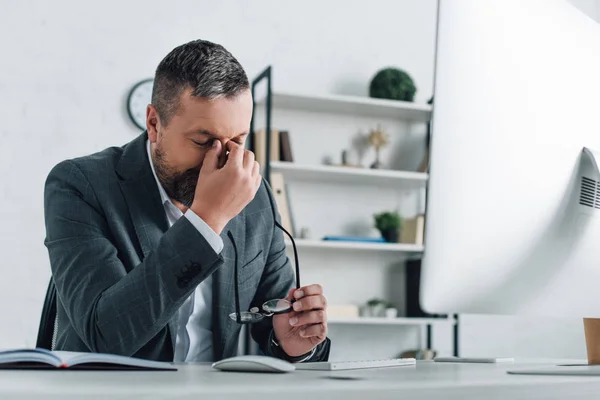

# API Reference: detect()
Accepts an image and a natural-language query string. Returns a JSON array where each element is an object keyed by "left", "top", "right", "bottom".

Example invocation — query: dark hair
[{"left": 151, "top": 39, "right": 249, "bottom": 125}]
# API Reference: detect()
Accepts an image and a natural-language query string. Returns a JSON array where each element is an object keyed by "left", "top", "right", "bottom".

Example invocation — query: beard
[{"left": 152, "top": 145, "right": 200, "bottom": 208}]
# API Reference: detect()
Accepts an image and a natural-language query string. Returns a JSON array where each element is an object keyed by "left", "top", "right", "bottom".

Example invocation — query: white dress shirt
[{"left": 146, "top": 140, "right": 224, "bottom": 362}]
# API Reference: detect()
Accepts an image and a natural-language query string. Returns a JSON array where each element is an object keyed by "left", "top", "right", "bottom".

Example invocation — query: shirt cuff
[
  {"left": 184, "top": 209, "right": 224, "bottom": 254},
  {"left": 269, "top": 330, "right": 316, "bottom": 363}
]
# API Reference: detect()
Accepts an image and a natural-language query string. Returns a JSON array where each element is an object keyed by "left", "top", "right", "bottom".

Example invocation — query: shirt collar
[{"left": 146, "top": 139, "right": 171, "bottom": 206}]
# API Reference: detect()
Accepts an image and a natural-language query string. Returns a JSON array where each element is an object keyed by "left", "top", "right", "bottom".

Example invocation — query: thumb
[
  {"left": 202, "top": 140, "right": 222, "bottom": 172},
  {"left": 285, "top": 288, "right": 296, "bottom": 302}
]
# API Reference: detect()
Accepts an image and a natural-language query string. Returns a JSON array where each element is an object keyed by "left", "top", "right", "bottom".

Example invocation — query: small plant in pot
[
  {"left": 364, "top": 298, "right": 388, "bottom": 317},
  {"left": 374, "top": 210, "right": 402, "bottom": 243}
]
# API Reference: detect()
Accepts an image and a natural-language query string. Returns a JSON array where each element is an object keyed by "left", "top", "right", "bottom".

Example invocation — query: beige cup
[{"left": 583, "top": 318, "right": 600, "bottom": 364}]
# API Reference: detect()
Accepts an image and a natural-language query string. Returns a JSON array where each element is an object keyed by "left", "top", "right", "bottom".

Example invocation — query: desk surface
[{"left": 2, "top": 359, "right": 600, "bottom": 399}]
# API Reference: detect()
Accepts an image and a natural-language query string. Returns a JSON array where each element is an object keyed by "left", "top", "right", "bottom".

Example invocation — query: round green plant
[
  {"left": 374, "top": 211, "right": 402, "bottom": 232},
  {"left": 369, "top": 67, "right": 416, "bottom": 102}
]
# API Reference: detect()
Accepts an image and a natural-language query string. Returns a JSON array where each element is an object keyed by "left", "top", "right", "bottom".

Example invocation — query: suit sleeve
[
  {"left": 43, "top": 160, "right": 224, "bottom": 356},
  {"left": 249, "top": 181, "right": 331, "bottom": 362},
  {"left": 184, "top": 209, "right": 224, "bottom": 253}
]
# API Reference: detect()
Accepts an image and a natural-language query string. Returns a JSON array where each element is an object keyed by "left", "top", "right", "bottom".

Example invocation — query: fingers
[
  {"left": 226, "top": 143, "right": 260, "bottom": 186},
  {"left": 250, "top": 153, "right": 261, "bottom": 191},
  {"left": 299, "top": 323, "right": 327, "bottom": 339},
  {"left": 226, "top": 141, "right": 244, "bottom": 167},
  {"left": 202, "top": 140, "right": 222, "bottom": 172},
  {"left": 293, "top": 284, "right": 323, "bottom": 300},
  {"left": 244, "top": 150, "right": 261, "bottom": 192},
  {"left": 254, "top": 168, "right": 262, "bottom": 190},
  {"left": 289, "top": 309, "right": 326, "bottom": 328},
  {"left": 242, "top": 148, "right": 255, "bottom": 170},
  {"left": 292, "top": 284, "right": 325, "bottom": 313},
  {"left": 292, "top": 294, "right": 327, "bottom": 312},
  {"left": 284, "top": 288, "right": 295, "bottom": 302},
  {"left": 252, "top": 159, "right": 260, "bottom": 178}
]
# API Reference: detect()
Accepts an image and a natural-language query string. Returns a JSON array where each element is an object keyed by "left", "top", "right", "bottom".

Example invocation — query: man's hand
[
  {"left": 272, "top": 284, "right": 328, "bottom": 358},
  {"left": 191, "top": 141, "right": 261, "bottom": 234}
]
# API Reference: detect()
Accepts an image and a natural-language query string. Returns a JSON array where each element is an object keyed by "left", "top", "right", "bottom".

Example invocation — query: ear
[{"left": 146, "top": 104, "right": 160, "bottom": 142}]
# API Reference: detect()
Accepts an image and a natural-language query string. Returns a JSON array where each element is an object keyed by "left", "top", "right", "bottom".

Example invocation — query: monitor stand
[{"left": 507, "top": 318, "right": 600, "bottom": 376}]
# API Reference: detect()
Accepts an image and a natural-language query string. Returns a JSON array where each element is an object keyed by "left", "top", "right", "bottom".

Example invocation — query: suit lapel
[
  {"left": 117, "top": 173, "right": 169, "bottom": 258},
  {"left": 213, "top": 213, "right": 246, "bottom": 360},
  {"left": 115, "top": 132, "right": 177, "bottom": 350},
  {"left": 115, "top": 132, "right": 170, "bottom": 258}
]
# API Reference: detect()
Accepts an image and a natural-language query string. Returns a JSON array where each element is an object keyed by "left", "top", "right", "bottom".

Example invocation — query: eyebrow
[
  {"left": 192, "top": 130, "right": 249, "bottom": 138},
  {"left": 193, "top": 130, "right": 216, "bottom": 138}
]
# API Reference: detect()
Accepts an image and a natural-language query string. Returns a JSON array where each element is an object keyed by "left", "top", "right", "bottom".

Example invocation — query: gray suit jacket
[{"left": 43, "top": 132, "right": 330, "bottom": 362}]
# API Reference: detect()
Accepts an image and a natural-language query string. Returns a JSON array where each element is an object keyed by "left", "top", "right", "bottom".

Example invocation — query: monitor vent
[{"left": 580, "top": 177, "right": 600, "bottom": 209}]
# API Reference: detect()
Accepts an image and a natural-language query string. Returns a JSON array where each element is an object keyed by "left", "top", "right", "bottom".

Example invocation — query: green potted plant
[
  {"left": 374, "top": 210, "right": 402, "bottom": 243},
  {"left": 364, "top": 298, "right": 387, "bottom": 317},
  {"left": 369, "top": 67, "right": 417, "bottom": 102}
]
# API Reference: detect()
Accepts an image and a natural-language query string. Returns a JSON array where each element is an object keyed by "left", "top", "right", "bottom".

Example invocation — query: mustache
[{"left": 182, "top": 167, "right": 201, "bottom": 177}]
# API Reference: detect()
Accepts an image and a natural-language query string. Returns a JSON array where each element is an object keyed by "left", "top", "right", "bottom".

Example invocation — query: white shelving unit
[
  {"left": 286, "top": 238, "right": 424, "bottom": 254},
  {"left": 271, "top": 161, "right": 428, "bottom": 189},
  {"left": 255, "top": 91, "right": 432, "bottom": 122},
  {"left": 249, "top": 66, "right": 455, "bottom": 358}
]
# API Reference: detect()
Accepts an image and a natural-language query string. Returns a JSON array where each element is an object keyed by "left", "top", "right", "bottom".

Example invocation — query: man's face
[{"left": 146, "top": 88, "right": 253, "bottom": 208}]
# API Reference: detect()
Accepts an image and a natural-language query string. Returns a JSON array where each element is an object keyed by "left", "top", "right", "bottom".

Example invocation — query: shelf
[
  {"left": 271, "top": 161, "right": 428, "bottom": 189},
  {"left": 286, "top": 238, "right": 424, "bottom": 253},
  {"left": 328, "top": 317, "right": 455, "bottom": 326},
  {"left": 256, "top": 91, "right": 432, "bottom": 122}
]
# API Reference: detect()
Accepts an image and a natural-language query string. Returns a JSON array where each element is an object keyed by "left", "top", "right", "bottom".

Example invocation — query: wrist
[
  {"left": 191, "top": 206, "right": 227, "bottom": 235},
  {"left": 271, "top": 332, "right": 315, "bottom": 362}
]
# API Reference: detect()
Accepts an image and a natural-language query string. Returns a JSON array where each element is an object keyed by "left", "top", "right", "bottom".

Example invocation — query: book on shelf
[
  {"left": 253, "top": 129, "right": 294, "bottom": 166},
  {"left": 253, "top": 128, "right": 280, "bottom": 167},
  {"left": 0, "top": 348, "right": 177, "bottom": 371},
  {"left": 418, "top": 149, "right": 429, "bottom": 173},
  {"left": 279, "top": 130, "right": 294, "bottom": 162},
  {"left": 400, "top": 215, "right": 425, "bottom": 245},
  {"left": 327, "top": 305, "right": 360, "bottom": 318},
  {"left": 269, "top": 172, "right": 295, "bottom": 236}
]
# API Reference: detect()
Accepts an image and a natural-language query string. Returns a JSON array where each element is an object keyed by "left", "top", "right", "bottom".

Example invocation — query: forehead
[{"left": 172, "top": 88, "right": 253, "bottom": 137}]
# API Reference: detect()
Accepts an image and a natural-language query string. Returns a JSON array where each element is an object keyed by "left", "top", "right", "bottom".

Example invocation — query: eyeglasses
[
  {"left": 226, "top": 226, "right": 300, "bottom": 324},
  {"left": 226, "top": 196, "right": 301, "bottom": 325}
]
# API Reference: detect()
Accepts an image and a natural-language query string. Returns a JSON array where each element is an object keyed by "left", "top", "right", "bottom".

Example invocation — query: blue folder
[{"left": 322, "top": 236, "right": 385, "bottom": 243}]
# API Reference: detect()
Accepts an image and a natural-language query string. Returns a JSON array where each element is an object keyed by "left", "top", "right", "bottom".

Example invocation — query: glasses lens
[
  {"left": 262, "top": 299, "right": 293, "bottom": 314},
  {"left": 229, "top": 311, "right": 264, "bottom": 323}
]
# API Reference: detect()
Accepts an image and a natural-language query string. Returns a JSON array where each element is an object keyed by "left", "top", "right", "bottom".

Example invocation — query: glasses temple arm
[
  {"left": 227, "top": 231, "right": 242, "bottom": 324},
  {"left": 263, "top": 178, "right": 301, "bottom": 290},
  {"left": 274, "top": 220, "right": 300, "bottom": 290}
]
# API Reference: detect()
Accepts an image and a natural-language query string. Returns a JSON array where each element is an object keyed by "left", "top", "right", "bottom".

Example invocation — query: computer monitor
[{"left": 421, "top": 0, "right": 600, "bottom": 322}]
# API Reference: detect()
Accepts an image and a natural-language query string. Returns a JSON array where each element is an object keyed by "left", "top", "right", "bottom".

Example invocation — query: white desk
[{"left": 2, "top": 359, "right": 600, "bottom": 399}]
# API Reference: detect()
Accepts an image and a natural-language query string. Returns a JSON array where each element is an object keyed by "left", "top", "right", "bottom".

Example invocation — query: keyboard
[{"left": 294, "top": 358, "right": 416, "bottom": 371}]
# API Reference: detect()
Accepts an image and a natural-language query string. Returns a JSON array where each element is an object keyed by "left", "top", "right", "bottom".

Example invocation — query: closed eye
[
  {"left": 193, "top": 139, "right": 244, "bottom": 147},
  {"left": 192, "top": 139, "right": 214, "bottom": 148}
]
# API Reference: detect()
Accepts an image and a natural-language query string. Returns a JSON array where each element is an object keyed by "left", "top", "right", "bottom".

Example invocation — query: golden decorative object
[{"left": 368, "top": 125, "right": 389, "bottom": 169}]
